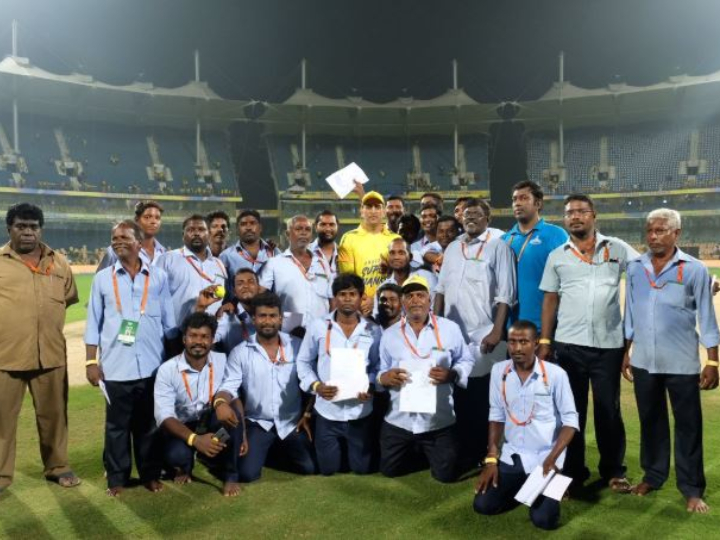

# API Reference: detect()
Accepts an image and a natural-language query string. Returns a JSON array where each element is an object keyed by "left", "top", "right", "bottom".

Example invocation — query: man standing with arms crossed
[
  {"left": 0, "top": 203, "right": 80, "bottom": 492},
  {"left": 623, "top": 208, "right": 719, "bottom": 513},
  {"left": 539, "top": 194, "right": 637, "bottom": 493}
]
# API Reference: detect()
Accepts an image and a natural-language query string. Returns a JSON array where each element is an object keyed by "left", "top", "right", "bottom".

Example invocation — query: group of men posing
[{"left": 1, "top": 178, "right": 717, "bottom": 530}]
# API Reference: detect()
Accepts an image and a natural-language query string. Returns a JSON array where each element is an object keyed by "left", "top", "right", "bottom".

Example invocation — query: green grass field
[
  {"left": 65, "top": 274, "right": 94, "bottom": 325},
  {"left": 2, "top": 383, "right": 719, "bottom": 539}
]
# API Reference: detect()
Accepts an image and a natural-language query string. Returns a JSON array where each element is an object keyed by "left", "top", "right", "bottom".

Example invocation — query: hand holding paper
[
  {"left": 399, "top": 357, "right": 436, "bottom": 414},
  {"left": 515, "top": 465, "right": 572, "bottom": 506},
  {"left": 328, "top": 348, "right": 369, "bottom": 402},
  {"left": 325, "top": 162, "right": 369, "bottom": 199}
]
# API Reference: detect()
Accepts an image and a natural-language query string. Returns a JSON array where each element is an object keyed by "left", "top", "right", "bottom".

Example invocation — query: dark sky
[{"left": 2, "top": 0, "right": 720, "bottom": 103}]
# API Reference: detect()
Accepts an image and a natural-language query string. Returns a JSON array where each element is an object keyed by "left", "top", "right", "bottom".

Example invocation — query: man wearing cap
[
  {"left": 338, "top": 190, "right": 400, "bottom": 315},
  {"left": 377, "top": 275, "right": 474, "bottom": 483}
]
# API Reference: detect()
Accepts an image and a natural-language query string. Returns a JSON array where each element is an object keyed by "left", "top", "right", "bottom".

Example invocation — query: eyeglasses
[{"left": 564, "top": 209, "right": 594, "bottom": 217}]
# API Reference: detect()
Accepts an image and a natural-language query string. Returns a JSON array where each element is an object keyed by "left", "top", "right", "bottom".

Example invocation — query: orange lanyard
[
  {"left": 501, "top": 359, "right": 549, "bottom": 427},
  {"left": 238, "top": 243, "right": 274, "bottom": 265},
  {"left": 181, "top": 363, "right": 214, "bottom": 404},
  {"left": 325, "top": 319, "right": 360, "bottom": 357},
  {"left": 290, "top": 253, "right": 313, "bottom": 281},
  {"left": 112, "top": 267, "right": 150, "bottom": 316},
  {"left": 462, "top": 232, "right": 492, "bottom": 261},
  {"left": 265, "top": 338, "right": 287, "bottom": 365},
  {"left": 185, "top": 255, "right": 226, "bottom": 282},
  {"left": 644, "top": 261, "right": 684, "bottom": 289},
  {"left": 506, "top": 231, "right": 535, "bottom": 263},
  {"left": 568, "top": 242, "right": 609, "bottom": 265},
  {"left": 400, "top": 313, "right": 444, "bottom": 358},
  {"left": 21, "top": 257, "right": 54, "bottom": 276},
  {"left": 314, "top": 248, "right": 332, "bottom": 277}
]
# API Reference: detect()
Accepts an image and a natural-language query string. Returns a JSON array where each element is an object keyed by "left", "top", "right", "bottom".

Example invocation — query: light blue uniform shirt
[
  {"left": 215, "top": 307, "right": 256, "bottom": 354},
  {"left": 219, "top": 332, "right": 302, "bottom": 440},
  {"left": 97, "top": 239, "right": 166, "bottom": 272},
  {"left": 309, "top": 239, "right": 338, "bottom": 282},
  {"left": 156, "top": 246, "right": 227, "bottom": 326},
  {"left": 625, "top": 249, "right": 720, "bottom": 374},
  {"left": 490, "top": 358, "right": 579, "bottom": 474},
  {"left": 378, "top": 315, "right": 474, "bottom": 434},
  {"left": 220, "top": 239, "right": 279, "bottom": 281},
  {"left": 540, "top": 233, "right": 639, "bottom": 349},
  {"left": 154, "top": 351, "right": 228, "bottom": 426},
  {"left": 502, "top": 219, "right": 568, "bottom": 330},
  {"left": 259, "top": 249, "right": 332, "bottom": 324},
  {"left": 296, "top": 313, "right": 382, "bottom": 422},
  {"left": 84, "top": 261, "right": 176, "bottom": 382}
]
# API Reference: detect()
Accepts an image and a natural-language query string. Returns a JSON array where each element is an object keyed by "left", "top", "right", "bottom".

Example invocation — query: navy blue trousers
[
  {"left": 473, "top": 455, "right": 561, "bottom": 530},
  {"left": 315, "top": 414, "right": 374, "bottom": 475}
]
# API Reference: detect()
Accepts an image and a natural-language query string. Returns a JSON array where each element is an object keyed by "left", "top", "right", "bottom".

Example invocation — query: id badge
[{"left": 117, "top": 319, "right": 139, "bottom": 346}]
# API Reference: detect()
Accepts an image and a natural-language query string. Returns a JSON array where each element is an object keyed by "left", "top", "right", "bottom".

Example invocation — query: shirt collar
[
  {"left": 181, "top": 245, "right": 213, "bottom": 261},
  {"left": 328, "top": 310, "right": 368, "bottom": 333},
  {"left": 245, "top": 331, "right": 291, "bottom": 350},
  {"left": 1, "top": 241, "right": 54, "bottom": 259},
  {"left": 461, "top": 229, "right": 492, "bottom": 244},
  {"left": 113, "top": 259, "right": 150, "bottom": 275},
  {"left": 563, "top": 231, "right": 610, "bottom": 251},
  {"left": 510, "top": 218, "right": 545, "bottom": 236},
  {"left": 176, "top": 352, "right": 215, "bottom": 374},
  {"left": 507, "top": 356, "right": 543, "bottom": 378}
]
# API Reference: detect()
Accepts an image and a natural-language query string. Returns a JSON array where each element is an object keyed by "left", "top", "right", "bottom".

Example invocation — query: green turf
[
  {"left": 65, "top": 274, "right": 93, "bottom": 325},
  {"left": 2, "top": 384, "right": 719, "bottom": 539}
]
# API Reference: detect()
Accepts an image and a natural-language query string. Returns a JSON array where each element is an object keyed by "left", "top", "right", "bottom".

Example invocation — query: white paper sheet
[
  {"left": 98, "top": 380, "right": 112, "bottom": 405},
  {"left": 327, "top": 348, "right": 369, "bottom": 402},
  {"left": 542, "top": 473, "right": 573, "bottom": 502},
  {"left": 281, "top": 312, "right": 304, "bottom": 333},
  {"left": 324, "top": 162, "right": 369, "bottom": 199},
  {"left": 515, "top": 465, "right": 555, "bottom": 507},
  {"left": 398, "top": 357, "right": 436, "bottom": 414}
]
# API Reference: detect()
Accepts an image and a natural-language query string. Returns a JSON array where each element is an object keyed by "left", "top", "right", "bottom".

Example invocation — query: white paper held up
[
  {"left": 542, "top": 473, "right": 573, "bottom": 502},
  {"left": 327, "top": 348, "right": 369, "bottom": 402},
  {"left": 515, "top": 465, "right": 572, "bottom": 506},
  {"left": 398, "top": 357, "right": 436, "bottom": 414},
  {"left": 325, "top": 162, "right": 369, "bottom": 199}
]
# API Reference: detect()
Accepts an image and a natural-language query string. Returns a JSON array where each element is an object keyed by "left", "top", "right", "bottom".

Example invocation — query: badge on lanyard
[{"left": 118, "top": 319, "right": 139, "bottom": 345}]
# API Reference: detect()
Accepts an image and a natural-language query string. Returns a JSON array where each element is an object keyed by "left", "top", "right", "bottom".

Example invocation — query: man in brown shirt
[{"left": 0, "top": 203, "right": 80, "bottom": 492}]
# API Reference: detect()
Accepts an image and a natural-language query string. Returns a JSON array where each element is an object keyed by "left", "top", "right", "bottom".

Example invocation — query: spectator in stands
[
  {"left": 502, "top": 181, "right": 568, "bottom": 332},
  {"left": 539, "top": 194, "right": 638, "bottom": 494},
  {"left": 215, "top": 292, "right": 316, "bottom": 482},
  {"left": 338, "top": 191, "right": 401, "bottom": 314},
  {"left": 473, "top": 321, "right": 578, "bottom": 530},
  {"left": 422, "top": 215, "right": 462, "bottom": 272},
  {"left": 207, "top": 210, "right": 231, "bottom": 258},
  {"left": 385, "top": 195, "right": 406, "bottom": 234},
  {"left": 434, "top": 197, "right": 516, "bottom": 471},
  {"left": 0, "top": 203, "right": 80, "bottom": 493},
  {"left": 310, "top": 210, "right": 339, "bottom": 281},
  {"left": 154, "top": 312, "right": 245, "bottom": 497},
  {"left": 220, "top": 210, "right": 280, "bottom": 281},
  {"left": 421, "top": 192, "right": 444, "bottom": 214},
  {"left": 97, "top": 200, "right": 166, "bottom": 272},
  {"left": 397, "top": 214, "right": 421, "bottom": 246},
  {"left": 377, "top": 275, "right": 474, "bottom": 483},
  {"left": 623, "top": 208, "right": 719, "bottom": 514},
  {"left": 84, "top": 220, "right": 175, "bottom": 496},
  {"left": 260, "top": 215, "right": 333, "bottom": 334},
  {"left": 297, "top": 274, "right": 382, "bottom": 476},
  {"left": 156, "top": 214, "right": 227, "bottom": 332},
  {"left": 411, "top": 203, "right": 440, "bottom": 266}
]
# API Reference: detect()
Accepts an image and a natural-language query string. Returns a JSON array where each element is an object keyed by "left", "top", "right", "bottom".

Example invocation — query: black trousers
[
  {"left": 379, "top": 421, "right": 458, "bottom": 483},
  {"left": 453, "top": 375, "right": 490, "bottom": 472},
  {"left": 237, "top": 422, "right": 316, "bottom": 482},
  {"left": 632, "top": 367, "right": 705, "bottom": 498},
  {"left": 555, "top": 342, "right": 626, "bottom": 482},
  {"left": 315, "top": 414, "right": 374, "bottom": 476},
  {"left": 473, "top": 454, "right": 560, "bottom": 531},
  {"left": 104, "top": 378, "right": 162, "bottom": 488}
]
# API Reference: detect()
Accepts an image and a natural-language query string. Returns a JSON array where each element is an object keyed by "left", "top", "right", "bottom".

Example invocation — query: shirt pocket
[
  {"left": 658, "top": 282, "right": 693, "bottom": 311},
  {"left": 43, "top": 270, "right": 68, "bottom": 304},
  {"left": 533, "top": 392, "right": 555, "bottom": 421}
]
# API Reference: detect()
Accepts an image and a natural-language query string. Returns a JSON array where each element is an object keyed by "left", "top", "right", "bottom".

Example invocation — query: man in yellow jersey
[{"left": 338, "top": 191, "right": 400, "bottom": 314}]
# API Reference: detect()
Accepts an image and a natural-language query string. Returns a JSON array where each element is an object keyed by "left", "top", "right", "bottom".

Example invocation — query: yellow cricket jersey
[{"left": 337, "top": 225, "right": 401, "bottom": 298}]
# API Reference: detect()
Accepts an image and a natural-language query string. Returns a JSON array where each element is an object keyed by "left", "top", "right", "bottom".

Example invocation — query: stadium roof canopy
[{"left": 4, "top": 54, "right": 720, "bottom": 134}]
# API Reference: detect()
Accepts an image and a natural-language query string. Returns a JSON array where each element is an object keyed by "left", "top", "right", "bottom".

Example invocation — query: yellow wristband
[
  {"left": 539, "top": 338, "right": 552, "bottom": 345},
  {"left": 85, "top": 360, "right": 99, "bottom": 367},
  {"left": 312, "top": 381, "right": 321, "bottom": 393},
  {"left": 187, "top": 433, "right": 197, "bottom": 447},
  {"left": 213, "top": 397, "right": 228, "bottom": 409},
  {"left": 484, "top": 457, "right": 498, "bottom": 465},
  {"left": 706, "top": 360, "right": 719, "bottom": 367}
]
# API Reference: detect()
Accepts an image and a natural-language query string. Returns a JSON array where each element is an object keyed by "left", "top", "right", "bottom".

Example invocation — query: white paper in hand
[
  {"left": 327, "top": 348, "right": 369, "bottom": 401},
  {"left": 515, "top": 465, "right": 555, "bottom": 507},
  {"left": 399, "top": 357, "right": 436, "bottom": 414},
  {"left": 98, "top": 380, "right": 112, "bottom": 405},
  {"left": 325, "top": 162, "right": 369, "bottom": 199},
  {"left": 542, "top": 473, "right": 573, "bottom": 501}
]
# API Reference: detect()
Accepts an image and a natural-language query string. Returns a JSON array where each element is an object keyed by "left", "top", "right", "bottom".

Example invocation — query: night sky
[{"left": 3, "top": 0, "right": 720, "bottom": 104}]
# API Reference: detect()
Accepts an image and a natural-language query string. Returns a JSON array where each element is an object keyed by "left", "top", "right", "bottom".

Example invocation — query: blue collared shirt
[
  {"left": 490, "top": 358, "right": 579, "bottom": 474},
  {"left": 215, "top": 307, "right": 256, "bottom": 354},
  {"left": 84, "top": 261, "right": 176, "bottom": 382},
  {"left": 97, "top": 239, "right": 166, "bottom": 272},
  {"left": 378, "top": 315, "right": 474, "bottom": 434},
  {"left": 625, "top": 249, "right": 720, "bottom": 374},
  {"left": 259, "top": 249, "right": 332, "bottom": 324},
  {"left": 296, "top": 312, "right": 382, "bottom": 421},
  {"left": 220, "top": 239, "right": 279, "bottom": 280},
  {"left": 156, "top": 246, "right": 227, "bottom": 325},
  {"left": 502, "top": 219, "right": 568, "bottom": 330},
  {"left": 219, "top": 333, "right": 302, "bottom": 440},
  {"left": 540, "top": 233, "right": 639, "bottom": 349},
  {"left": 309, "top": 239, "right": 338, "bottom": 282},
  {"left": 154, "top": 351, "right": 228, "bottom": 426}
]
